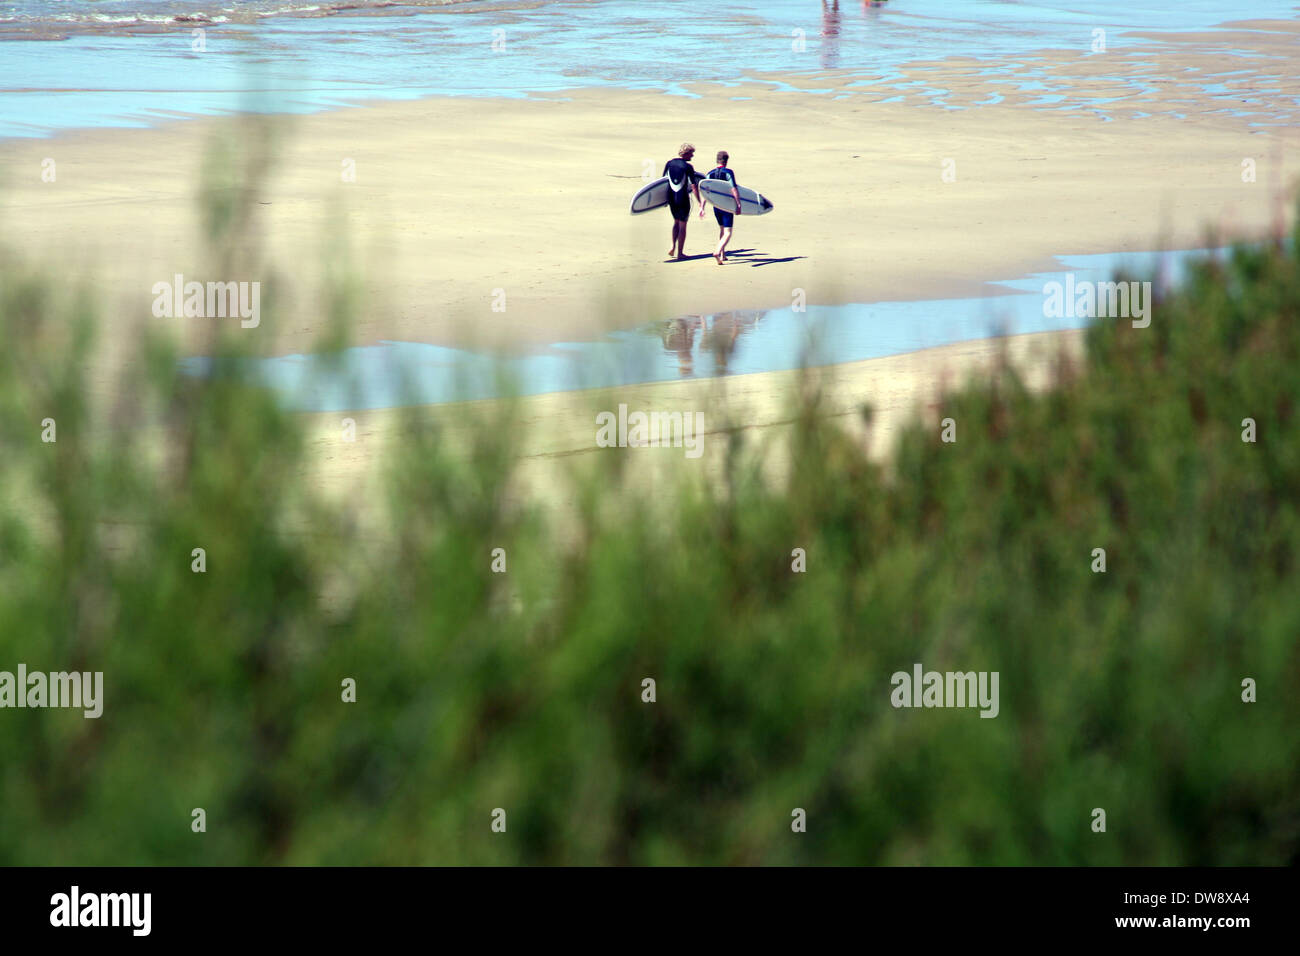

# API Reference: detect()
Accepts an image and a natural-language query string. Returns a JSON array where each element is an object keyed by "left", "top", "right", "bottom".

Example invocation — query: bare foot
[{"left": 714, "top": 252, "right": 724, "bottom": 264}]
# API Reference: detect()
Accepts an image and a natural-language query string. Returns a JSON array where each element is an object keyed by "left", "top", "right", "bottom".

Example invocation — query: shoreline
[
  {"left": 3, "top": 13, "right": 1299, "bottom": 139},
  {"left": 297, "top": 327, "right": 1086, "bottom": 527}
]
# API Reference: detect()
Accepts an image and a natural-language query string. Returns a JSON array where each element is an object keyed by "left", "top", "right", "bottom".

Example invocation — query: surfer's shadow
[{"left": 724, "top": 248, "right": 807, "bottom": 267}]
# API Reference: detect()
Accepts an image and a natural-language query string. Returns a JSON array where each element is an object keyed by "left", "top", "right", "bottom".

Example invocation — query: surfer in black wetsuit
[
  {"left": 663, "top": 143, "right": 703, "bottom": 261},
  {"left": 699, "top": 149, "right": 742, "bottom": 265}
]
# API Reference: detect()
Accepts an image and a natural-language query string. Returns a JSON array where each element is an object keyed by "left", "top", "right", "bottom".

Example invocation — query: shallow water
[
  {"left": 181, "top": 247, "right": 1218, "bottom": 411},
  {"left": 2, "top": 0, "right": 1298, "bottom": 136}
]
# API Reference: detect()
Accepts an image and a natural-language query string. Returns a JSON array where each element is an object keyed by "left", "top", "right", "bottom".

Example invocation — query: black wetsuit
[
  {"left": 663, "top": 157, "right": 698, "bottom": 222},
  {"left": 707, "top": 166, "right": 739, "bottom": 227}
]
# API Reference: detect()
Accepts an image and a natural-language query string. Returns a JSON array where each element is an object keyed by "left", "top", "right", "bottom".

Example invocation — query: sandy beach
[{"left": 1, "top": 22, "right": 1297, "bottom": 474}]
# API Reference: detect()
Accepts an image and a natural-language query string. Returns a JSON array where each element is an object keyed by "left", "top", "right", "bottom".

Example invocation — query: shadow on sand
[{"left": 721, "top": 247, "right": 807, "bottom": 267}]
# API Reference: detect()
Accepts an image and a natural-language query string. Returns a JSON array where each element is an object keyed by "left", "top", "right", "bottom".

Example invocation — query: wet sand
[{"left": 297, "top": 328, "right": 1085, "bottom": 531}]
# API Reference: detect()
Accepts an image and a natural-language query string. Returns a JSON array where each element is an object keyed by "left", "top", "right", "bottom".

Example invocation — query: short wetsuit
[
  {"left": 707, "top": 166, "right": 739, "bottom": 227},
  {"left": 663, "top": 157, "right": 698, "bottom": 222}
]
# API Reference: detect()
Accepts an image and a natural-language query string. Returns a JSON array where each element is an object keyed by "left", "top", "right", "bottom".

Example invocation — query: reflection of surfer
[
  {"left": 662, "top": 315, "right": 700, "bottom": 376},
  {"left": 701, "top": 312, "right": 743, "bottom": 373},
  {"left": 663, "top": 311, "right": 764, "bottom": 378},
  {"left": 821, "top": 1, "right": 841, "bottom": 69}
]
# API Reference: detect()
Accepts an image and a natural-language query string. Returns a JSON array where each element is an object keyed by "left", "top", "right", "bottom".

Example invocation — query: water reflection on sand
[{"left": 661, "top": 310, "right": 768, "bottom": 377}]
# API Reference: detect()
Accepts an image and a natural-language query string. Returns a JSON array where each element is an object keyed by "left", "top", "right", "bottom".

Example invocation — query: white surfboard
[
  {"left": 629, "top": 176, "right": 672, "bottom": 214},
  {"left": 699, "top": 178, "right": 774, "bottom": 216}
]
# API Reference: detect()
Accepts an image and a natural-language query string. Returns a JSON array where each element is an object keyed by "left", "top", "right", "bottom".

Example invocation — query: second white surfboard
[{"left": 699, "top": 178, "right": 774, "bottom": 216}]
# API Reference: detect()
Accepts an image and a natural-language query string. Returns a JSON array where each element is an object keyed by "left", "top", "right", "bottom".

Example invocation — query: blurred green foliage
[{"left": 0, "top": 167, "right": 1298, "bottom": 863}]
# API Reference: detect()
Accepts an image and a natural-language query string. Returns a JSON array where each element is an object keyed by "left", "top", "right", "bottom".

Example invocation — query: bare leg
[{"left": 715, "top": 226, "right": 733, "bottom": 263}]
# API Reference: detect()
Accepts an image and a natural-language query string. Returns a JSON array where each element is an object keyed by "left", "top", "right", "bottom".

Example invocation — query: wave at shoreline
[{"left": 0, "top": 0, "right": 502, "bottom": 40}]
